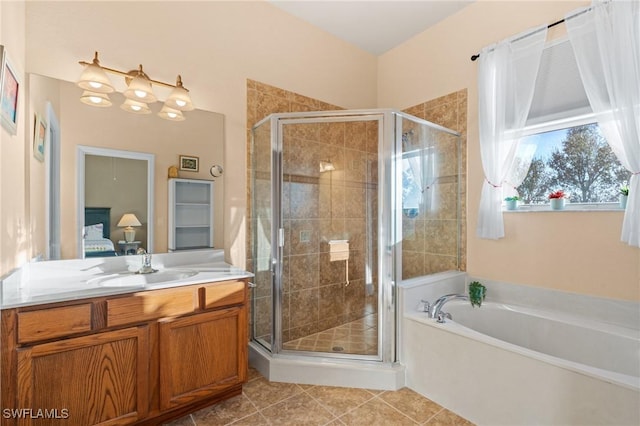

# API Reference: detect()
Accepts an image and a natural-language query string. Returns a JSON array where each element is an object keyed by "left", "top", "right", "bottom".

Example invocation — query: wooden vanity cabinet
[
  {"left": 16, "top": 326, "right": 149, "bottom": 425},
  {"left": 1, "top": 279, "right": 249, "bottom": 426},
  {"left": 159, "top": 306, "right": 246, "bottom": 410}
]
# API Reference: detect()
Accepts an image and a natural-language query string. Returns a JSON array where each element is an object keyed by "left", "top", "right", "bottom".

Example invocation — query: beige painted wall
[
  {"left": 24, "top": 1, "right": 378, "bottom": 269},
  {"left": 378, "top": 0, "right": 639, "bottom": 301},
  {"left": 0, "top": 1, "right": 27, "bottom": 276},
  {"left": 27, "top": 73, "right": 60, "bottom": 260}
]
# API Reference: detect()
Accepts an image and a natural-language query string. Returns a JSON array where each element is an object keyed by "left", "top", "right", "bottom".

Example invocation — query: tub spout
[{"left": 430, "top": 293, "right": 468, "bottom": 322}]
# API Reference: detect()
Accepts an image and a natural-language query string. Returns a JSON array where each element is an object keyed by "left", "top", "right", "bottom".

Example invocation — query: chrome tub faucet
[{"left": 430, "top": 293, "right": 468, "bottom": 323}]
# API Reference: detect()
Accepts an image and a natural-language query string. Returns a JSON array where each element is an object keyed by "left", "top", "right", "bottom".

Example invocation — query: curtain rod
[
  {"left": 470, "top": 18, "right": 565, "bottom": 61},
  {"left": 470, "top": 7, "right": 593, "bottom": 62}
]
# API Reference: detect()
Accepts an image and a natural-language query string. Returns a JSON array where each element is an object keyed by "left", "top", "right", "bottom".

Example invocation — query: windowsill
[{"left": 504, "top": 202, "right": 626, "bottom": 212}]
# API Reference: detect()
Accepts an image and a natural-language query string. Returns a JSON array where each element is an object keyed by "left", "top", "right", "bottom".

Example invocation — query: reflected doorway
[{"left": 76, "top": 146, "right": 154, "bottom": 258}]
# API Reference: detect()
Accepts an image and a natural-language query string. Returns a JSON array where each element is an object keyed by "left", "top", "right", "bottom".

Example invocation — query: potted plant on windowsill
[
  {"left": 549, "top": 190, "right": 567, "bottom": 210},
  {"left": 620, "top": 184, "right": 629, "bottom": 209},
  {"left": 504, "top": 196, "right": 519, "bottom": 211}
]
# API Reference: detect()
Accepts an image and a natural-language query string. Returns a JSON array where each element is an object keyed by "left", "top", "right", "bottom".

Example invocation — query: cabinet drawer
[
  {"left": 199, "top": 281, "right": 246, "bottom": 310},
  {"left": 107, "top": 287, "right": 196, "bottom": 327},
  {"left": 18, "top": 304, "right": 92, "bottom": 344}
]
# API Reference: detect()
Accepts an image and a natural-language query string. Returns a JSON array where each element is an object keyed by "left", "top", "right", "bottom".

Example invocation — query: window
[
  {"left": 519, "top": 122, "right": 629, "bottom": 204},
  {"left": 514, "top": 38, "right": 630, "bottom": 207}
]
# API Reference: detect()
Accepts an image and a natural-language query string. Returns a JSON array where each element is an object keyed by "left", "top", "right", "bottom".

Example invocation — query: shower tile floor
[
  {"left": 282, "top": 313, "right": 378, "bottom": 355},
  {"left": 165, "top": 366, "right": 475, "bottom": 425}
]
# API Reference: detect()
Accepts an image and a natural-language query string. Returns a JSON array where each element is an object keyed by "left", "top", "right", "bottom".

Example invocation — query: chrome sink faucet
[
  {"left": 136, "top": 248, "right": 157, "bottom": 274},
  {"left": 430, "top": 293, "right": 468, "bottom": 323}
]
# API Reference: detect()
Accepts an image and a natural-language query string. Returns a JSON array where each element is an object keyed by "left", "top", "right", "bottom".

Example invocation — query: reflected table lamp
[{"left": 117, "top": 213, "right": 142, "bottom": 242}]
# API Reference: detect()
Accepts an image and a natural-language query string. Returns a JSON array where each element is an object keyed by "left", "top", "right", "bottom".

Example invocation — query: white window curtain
[
  {"left": 476, "top": 26, "right": 548, "bottom": 239},
  {"left": 566, "top": 0, "right": 640, "bottom": 247}
]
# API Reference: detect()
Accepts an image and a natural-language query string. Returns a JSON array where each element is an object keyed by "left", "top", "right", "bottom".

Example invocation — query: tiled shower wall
[
  {"left": 247, "top": 80, "right": 378, "bottom": 343},
  {"left": 247, "top": 80, "right": 467, "bottom": 343},
  {"left": 402, "top": 90, "right": 468, "bottom": 278}
]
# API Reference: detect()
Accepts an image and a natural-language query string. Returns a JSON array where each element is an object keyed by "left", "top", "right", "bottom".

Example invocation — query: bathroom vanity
[{"left": 0, "top": 251, "right": 252, "bottom": 425}]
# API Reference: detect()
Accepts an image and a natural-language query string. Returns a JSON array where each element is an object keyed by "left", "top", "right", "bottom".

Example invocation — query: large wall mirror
[{"left": 28, "top": 74, "right": 225, "bottom": 260}]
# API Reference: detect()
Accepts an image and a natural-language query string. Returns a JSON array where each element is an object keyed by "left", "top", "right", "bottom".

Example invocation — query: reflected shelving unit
[{"left": 168, "top": 178, "right": 214, "bottom": 251}]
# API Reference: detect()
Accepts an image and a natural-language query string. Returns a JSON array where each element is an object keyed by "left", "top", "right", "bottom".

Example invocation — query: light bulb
[
  {"left": 131, "top": 104, "right": 142, "bottom": 111},
  {"left": 89, "top": 81, "right": 103, "bottom": 89},
  {"left": 90, "top": 96, "right": 103, "bottom": 104},
  {"left": 168, "top": 112, "right": 177, "bottom": 119},
  {"left": 175, "top": 99, "right": 187, "bottom": 107},
  {"left": 134, "top": 90, "right": 147, "bottom": 99}
]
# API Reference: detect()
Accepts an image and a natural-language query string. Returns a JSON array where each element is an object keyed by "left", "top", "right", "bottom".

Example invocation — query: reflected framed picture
[
  {"left": 33, "top": 114, "right": 46, "bottom": 162},
  {"left": 179, "top": 154, "right": 199, "bottom": 172},
  {"left": 0, "top": 46, "right": 20, "bottom": 136}
]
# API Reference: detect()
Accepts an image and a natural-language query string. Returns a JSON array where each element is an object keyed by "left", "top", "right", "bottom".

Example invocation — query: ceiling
[{"left": 268, "top": 0, "right": 474, "bottom": 55}]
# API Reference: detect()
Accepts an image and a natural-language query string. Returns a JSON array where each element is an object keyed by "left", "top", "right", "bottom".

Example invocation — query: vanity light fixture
[
  {"left": 79, "top": 90, "right": 112, "bottom": 107},
  {"left": 77, "top": 51, "right": 194, "bottom": 120},
  {"left": 122, "top": 65, "right": 158, "bottom": 103},
  {"left": 120, "top": 99, "right": 152, "bottom": 114},
  {"left": 157, "top": 105, "right": 185, "bottom": 122}
]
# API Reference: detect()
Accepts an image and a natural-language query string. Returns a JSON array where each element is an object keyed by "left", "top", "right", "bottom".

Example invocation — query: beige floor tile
[
  {"left": 425, "top": 409, "right": 474, "bottom": 426},
  {"left": 247, "top": 366, "right": 263, "bottom": 382},
  {"left": 242, "top": 377, "right": 303, "bottom": 410},
  {"left": 259, "top": 392, "right": 336, "bottom": 425},
  {"left": 305, "top": 385, "right": 376, "bottom": 416},
  {"left": 226, "top": 412, "right": 270, "bottom": 425},
  {"left": 191, "top": 394, "right": 257, "bottom": 426},
  {"left": 163, "top": 415, "right": 196, "bottom": 426},
  {"left": 337, "top": 397, "right": 417, "bottom": 426},
  {"left": 379, "top": 388, "right": 443, "bottom": 423}
]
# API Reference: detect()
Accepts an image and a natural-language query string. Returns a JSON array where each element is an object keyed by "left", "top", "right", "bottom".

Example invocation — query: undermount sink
[{"left": 89, "top": 269, "right": 199, "bottom": 287}]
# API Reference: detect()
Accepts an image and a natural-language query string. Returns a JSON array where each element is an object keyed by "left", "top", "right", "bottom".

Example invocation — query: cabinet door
[
  {"left": 16, "top": 327, "right": 149, "bottom": 426},
  {"left": 158, "top": 306, "right": 247, "bottom": 409}
]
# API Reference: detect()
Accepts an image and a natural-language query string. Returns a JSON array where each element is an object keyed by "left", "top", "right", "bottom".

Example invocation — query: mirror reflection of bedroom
[{"left": 84, "top": 155, "right": 147, "bottom": 258}]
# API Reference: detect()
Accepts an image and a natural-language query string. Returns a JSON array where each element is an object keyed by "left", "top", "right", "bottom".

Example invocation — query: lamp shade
[
  {"left": 158, "top": 105, "right": 185, "bottom": 121},
  {"left": 124, "top": 75, "right": 157, "bottom": 103},
  {"left": 80, "top": 90, "right": 112, "bottom": 107},
  {"left": 164, "top": 75, "right": 194, "bottom": 111},
  {"left": 77, "top": 54, "right": 114, "bottom": 94},
  {"left": 120, "top": 99, "right": 151, "bottom": 114},
  {"left": 117, "top": 213, "right": 142, "bottom": 228}
]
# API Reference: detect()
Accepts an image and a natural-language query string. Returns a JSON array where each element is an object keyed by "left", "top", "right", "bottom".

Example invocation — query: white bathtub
[{"left": 400, "top": 274, "right": 640, "bottom": 426}]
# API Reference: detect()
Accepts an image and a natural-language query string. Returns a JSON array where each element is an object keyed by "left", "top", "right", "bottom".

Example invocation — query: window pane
[{"left": 519, "top": 123, "right": 629, "bottom": 204}]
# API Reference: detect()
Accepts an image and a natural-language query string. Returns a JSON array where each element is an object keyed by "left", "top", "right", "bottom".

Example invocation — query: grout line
[
  {"left": 422, "top": 407, "right": 446, "bottom": 425},
  {"left": 302, "top": 383, "right": 380, "bottom": 421},
  {"left": 375, "top": 394, "right": 422, "bottom": 425}
]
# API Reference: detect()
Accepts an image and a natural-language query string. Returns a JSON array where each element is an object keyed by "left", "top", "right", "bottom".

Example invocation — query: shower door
[{"left": 251, "top": 110, "right": 398, "bottom": 362}]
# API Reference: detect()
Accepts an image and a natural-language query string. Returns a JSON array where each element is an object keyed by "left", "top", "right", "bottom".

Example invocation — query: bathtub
[{"left": 399, "top": 274, "right": 640, "bottom": 426}]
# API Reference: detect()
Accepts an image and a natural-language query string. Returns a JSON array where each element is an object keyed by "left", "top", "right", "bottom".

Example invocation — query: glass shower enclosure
[{"left": 249, "top": 109, "right": 460, "bottom": 364}]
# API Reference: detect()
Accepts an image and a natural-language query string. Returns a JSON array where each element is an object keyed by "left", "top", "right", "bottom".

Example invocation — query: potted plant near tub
[
  {"left": 620, "top": 184, "right": 629, "bottom": 209},
  {"left": 504, "top": 196, "right": 519, "bottom": 211},
  {"left": 549, "top": 190, "right": 567, "bottom": 210}
]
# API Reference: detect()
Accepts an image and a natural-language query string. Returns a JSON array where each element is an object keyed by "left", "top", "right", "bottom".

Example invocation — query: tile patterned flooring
[
  {"left": 165, "top": 367, "right": 475, "bottom": 426},
  {"left": 282, "top": 314, "right": 378, "bottom": 355}
]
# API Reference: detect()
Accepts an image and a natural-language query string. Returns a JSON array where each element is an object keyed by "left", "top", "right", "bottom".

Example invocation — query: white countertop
[{"left": 1, "top": 250, "right": 253, "bottom": 309}]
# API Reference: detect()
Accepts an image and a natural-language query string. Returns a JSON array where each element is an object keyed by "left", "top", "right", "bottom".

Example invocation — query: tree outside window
[{"left": 518, "top": 123, "right": 629, "bottom": 204}]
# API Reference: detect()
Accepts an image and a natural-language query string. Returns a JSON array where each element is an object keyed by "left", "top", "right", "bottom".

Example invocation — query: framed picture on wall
[
  {"left": 33, "top": 114, "right": 47, "bottom": 162},
  {"left": 0, "top": 45, "right": 21, "bottom": 136},
  {"left": 179, "top": 155, "right": 199, "bottom": 172}
]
